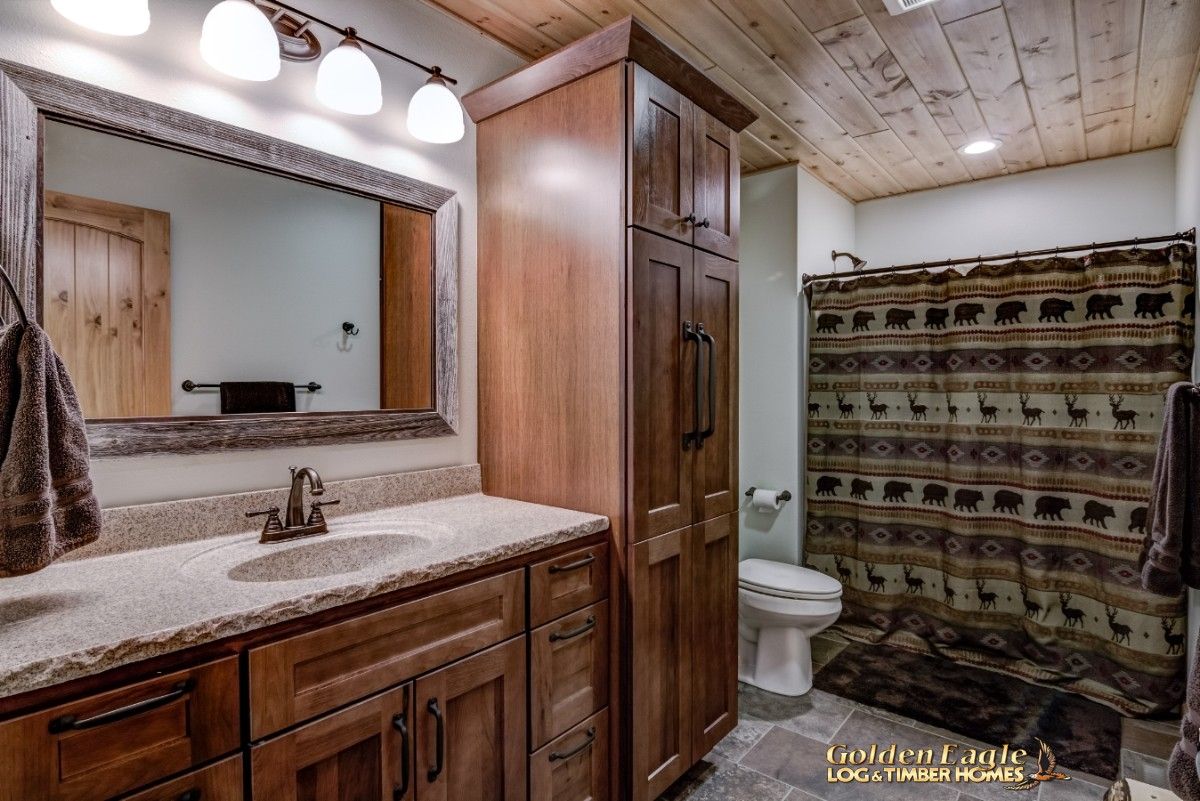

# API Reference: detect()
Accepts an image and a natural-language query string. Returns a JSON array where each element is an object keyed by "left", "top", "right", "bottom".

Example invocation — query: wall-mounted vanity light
[
  {"left": 51, "top": 0, "right": 465, "bottom": 144},
  {"left": 51, "top": 0, "right": 150, "bottom": 36}
]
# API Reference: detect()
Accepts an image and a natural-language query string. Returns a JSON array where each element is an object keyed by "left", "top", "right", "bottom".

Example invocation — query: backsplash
[{"left": 69, "top": 464, "right": 482, "bottom": 560}]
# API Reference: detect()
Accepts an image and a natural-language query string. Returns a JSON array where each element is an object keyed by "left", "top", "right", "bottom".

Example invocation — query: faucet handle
[
  {"left": 246, "top": 506, "right": 284, "bottom": 536},
  {"left": 307, "top": 499, "right": 340, "bottom": 527}
]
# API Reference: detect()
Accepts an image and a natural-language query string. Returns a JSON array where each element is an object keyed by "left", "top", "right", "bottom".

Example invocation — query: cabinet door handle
[
  {"left": 48, "top": 679, "right": 196, "bottom": 734},
  {"left": 426, "top": 698, "right": 445, "bottom": 783},
  {"left": 682, "top": 321, "right": 703, "bottom": 450},
  {"left": 696, "top": 217, "right": 711, "bottom": 229},
  {"left": 697, "top": 323, "right": 717, "bottom": 443},
  {"left": 550, "top": 727, "right": 597, "bottom": 762},
  {"left": 683, "top": 214, "right": 697, "bottom": 225},
  {"left": 549, "top": 615, "right": 596, "bottom": 642},
  {"left": 392, "top": 712, "right": 410, "bottom": 799},
  {"left": 548, "top": 554, "right": 595, "bottom": 574}
]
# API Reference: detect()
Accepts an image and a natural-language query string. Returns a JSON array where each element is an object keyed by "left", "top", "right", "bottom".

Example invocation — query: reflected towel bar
[{"left": 181, "top": 380, "right": 322, "bottom": 393}]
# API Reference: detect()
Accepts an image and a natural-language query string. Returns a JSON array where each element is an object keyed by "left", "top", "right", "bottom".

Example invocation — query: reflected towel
[
  {"left": 0, "top": 322, "right": 101, "bottom": 576},
  {"left": 219, "top": 382, "right": 297, "bottom": 415}
]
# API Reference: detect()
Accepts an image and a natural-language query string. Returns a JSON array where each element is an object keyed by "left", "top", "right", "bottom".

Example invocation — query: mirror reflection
[{"left": 41, "top": 121, "right": 434, "bottom": 420}]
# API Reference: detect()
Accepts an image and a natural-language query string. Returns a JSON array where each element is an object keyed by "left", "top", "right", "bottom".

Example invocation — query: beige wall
[{"left": 0, "top": 0, "right": 524, "bottom": 506}]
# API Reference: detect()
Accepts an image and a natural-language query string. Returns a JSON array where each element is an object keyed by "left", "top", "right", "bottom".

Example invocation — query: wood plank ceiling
[{"left": 424, "top": 0, "right": 1200, "bottom": 202}]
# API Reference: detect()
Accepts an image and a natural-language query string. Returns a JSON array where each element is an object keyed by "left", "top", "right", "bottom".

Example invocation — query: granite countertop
[{"left": 0, "top": 466, "right": 608, "bottom": 700}]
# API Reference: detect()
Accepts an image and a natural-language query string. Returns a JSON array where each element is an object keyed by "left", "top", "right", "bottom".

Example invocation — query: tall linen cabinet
[{"left": 466, "top": 17, "right": 754, "bottom": 801}]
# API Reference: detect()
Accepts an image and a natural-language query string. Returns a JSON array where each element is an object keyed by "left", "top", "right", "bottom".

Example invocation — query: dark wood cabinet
[
  {"left": 630, "top": 66, "right": 694, "bottom": 243},
  {"left": 415, "top": 637, "right": 527, "bottom": 801},
  {"left": 630, "top": 230, "right": 696, "bottom": 544},
  {"left": 693, "top": 112, "right": 740, "bottom": 260},
  {"left": 123, "top": 755, "right": 243, "bottom": 801},
  {"left": 469, "top": 17, "right": 753, "bottom": 801},
  {"left": 694, "top": 251, "right": 739, "bottom": 522},
  {"left": 690, "top": 514, "right": 738, "bottom": 758},
  {"left": 531, "top": 601, "right": 610, "bottom": 750},
  {"left": 251, "top": 684, "right": 414, "bottom": 801}
]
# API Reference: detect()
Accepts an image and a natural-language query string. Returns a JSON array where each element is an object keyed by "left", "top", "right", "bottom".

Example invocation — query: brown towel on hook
[
  {"left": 1139, "top": 382, "right": 1200, "bottom": 595},
  {"left": 219, "top": 382, "right": 297, "bottom": 415},
  {"left": 0, "top": 321, "right": 101, "bottom": 576}
]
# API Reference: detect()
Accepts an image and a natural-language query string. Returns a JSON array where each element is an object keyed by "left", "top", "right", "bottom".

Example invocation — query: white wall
[
  {"left": 0, "top": 0, "right": 524, "bottom": 506},
  {"left": 45, "top": 122, "right": 384, "bottom": 416},
  {"left": 856, "top": 148, "right": 1177, "bottom": 268},
  {"left": 739, "top": 165, "right": 854, "bottom": 565}
]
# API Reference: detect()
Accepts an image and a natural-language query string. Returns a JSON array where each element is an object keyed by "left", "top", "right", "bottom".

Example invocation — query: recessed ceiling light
[{"left": 961, "top": 139, "right": 999, "bottom": 155}]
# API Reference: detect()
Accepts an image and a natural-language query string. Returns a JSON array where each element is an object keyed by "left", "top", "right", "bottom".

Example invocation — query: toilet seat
[{"left": 739, "top": 558, "right": 843, "bottom": 601}]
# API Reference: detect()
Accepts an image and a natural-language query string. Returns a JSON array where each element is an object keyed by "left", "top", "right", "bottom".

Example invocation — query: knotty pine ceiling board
[{"left": 425, "top": 0, "right": 1200, "bottom": 202}]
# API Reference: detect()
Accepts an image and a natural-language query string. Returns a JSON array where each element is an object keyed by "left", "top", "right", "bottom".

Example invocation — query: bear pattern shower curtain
[{"left": 804, "top": 244, "right": 1195, "bottom": 716}]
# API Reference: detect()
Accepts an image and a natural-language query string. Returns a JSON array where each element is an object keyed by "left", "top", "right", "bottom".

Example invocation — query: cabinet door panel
[
  {"left": 123, "top": 755, "right": 242, "bottom": 801},
  {"left": 416, "top": 637, "right": 527, "bottom": 801},
  {"left": 630, "top": 230, "right": 695, "bottom": 544},
  {"left": 629, "top": 528, "right": 692, "bottom": 801},
  {"left": 690, "top": 515, "right": 738, "bottom": 758},
  {"left": 692, "top": 111, "right": 739, "bottom": 259},
  {"left": 694, "top": 252, "right": 738, "bottom": 522},
  {"left": 250, "top": 684, "right": 412, "bottom": 801},
  {"left": 629, "top": 65, "right": 694, "bottom": 243}
]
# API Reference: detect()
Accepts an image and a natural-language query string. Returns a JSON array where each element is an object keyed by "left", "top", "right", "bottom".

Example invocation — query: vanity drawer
[
  {"left": 530, "top": 709, "right": 609, "bottom": 801},
  {"left": 121, "top": 755, "right": 243, "bottom": 801},
  {"left": 248, "top": 569, "right": 524, "bottom": 739},
  {"left": 529, "top": 543, "right": 609, "bottom": 627},
  {"left": 530, "top": 600, "right": 609, "bottom": 749},
  {"left": 0, "top": 657, "right": 239, "bottom": 801}
]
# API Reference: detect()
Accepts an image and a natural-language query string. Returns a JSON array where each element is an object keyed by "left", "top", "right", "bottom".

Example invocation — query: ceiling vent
[{"left": 883, "top": 0, "right": 942, "bottom": 14}]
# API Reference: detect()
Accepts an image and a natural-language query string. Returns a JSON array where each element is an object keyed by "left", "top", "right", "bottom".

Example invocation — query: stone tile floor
[{"left": 658, "top": 633, "right": 1173, "bottom": 801}]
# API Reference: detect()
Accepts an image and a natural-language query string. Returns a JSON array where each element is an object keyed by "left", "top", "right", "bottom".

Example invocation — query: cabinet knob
[
  {"left": 683, "top": 214, "right": 697, "bottom": 225},
  {"left": 696, "top": 217, "right": 711, "bottom": 229}
]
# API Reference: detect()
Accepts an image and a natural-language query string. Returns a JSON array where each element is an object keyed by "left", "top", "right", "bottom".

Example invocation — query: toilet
[{"left": 738, "top": 558, "right": 843, "bottom": 697}]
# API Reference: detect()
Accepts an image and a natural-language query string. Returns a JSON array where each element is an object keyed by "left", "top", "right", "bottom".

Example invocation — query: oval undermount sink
[
  {"left": 226, "top": 533, "right": 432, "bottom": 582},
  {"left": 179, "top": 519, "right": 450, "bottom": 583}
]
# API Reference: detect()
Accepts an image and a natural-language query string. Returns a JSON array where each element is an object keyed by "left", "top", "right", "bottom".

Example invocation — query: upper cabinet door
[
  {"left": 629, "top": 65, "right": 694, "bottom": 244},
  {"left": 629, "top": 229, "right": 696, "bottom": 544},
  {"left": 415, "top": 638, "right": 527, "bottom": 801},
  {"left": 693, "top": 252, "right": 738, "bottom": 522},
  {"left": 692, "top": 111, "right": 739, "bottom": 260}
]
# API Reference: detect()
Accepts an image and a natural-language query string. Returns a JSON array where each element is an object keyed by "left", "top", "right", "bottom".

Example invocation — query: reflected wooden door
[{"left": 43, "top": 191, "right": 171, "bottom": 418}]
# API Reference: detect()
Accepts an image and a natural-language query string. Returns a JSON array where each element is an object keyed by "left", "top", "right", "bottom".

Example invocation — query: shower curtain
[{"left": 804, "top": 244, "right": 1195, "bottom": 716}]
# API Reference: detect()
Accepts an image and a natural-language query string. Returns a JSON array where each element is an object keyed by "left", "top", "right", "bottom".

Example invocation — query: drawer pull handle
[
  {"left": 548, "top": 554, "right": 595, "bottom": 574},
  {"left": 550, "top": 727, "right": 597, "bottom": 762},
  {"left": 178, "top": 791, "right": 201, "bottom": 801},
  {"left": 48, "top": 679, "right": 196, "bottom": 734},
  {"left": 392, "top": 712, "right": 410, "bottom": 799},
  {"left": 427, "top": 698, "right": 445, "bottom": 782},
  {"left": 550, "top": 616, "right": 596, "bottom": 642}
]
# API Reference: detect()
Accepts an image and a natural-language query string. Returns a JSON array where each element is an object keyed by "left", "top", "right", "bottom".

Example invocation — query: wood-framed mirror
[{"left": 0, "top": 60, "right": 458, "bottom": 458}]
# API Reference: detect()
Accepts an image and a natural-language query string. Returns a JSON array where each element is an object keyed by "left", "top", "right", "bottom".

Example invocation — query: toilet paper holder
[{"left": 745, "top": 487, "right": 792, "bottom": 502}]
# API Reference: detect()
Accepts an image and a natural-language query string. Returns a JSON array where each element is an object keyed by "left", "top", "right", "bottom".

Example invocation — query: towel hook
[
  {"left": 0, "top": 265, "right": 29, "bottom": 328},
  {"left": 342, "top": 321, "right": 360, "bottom": 337}
]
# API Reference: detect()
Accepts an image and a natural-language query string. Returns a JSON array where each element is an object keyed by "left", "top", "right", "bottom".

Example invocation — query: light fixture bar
[{"left": 265, "top": 0, "right": 458, "bottom": 85}]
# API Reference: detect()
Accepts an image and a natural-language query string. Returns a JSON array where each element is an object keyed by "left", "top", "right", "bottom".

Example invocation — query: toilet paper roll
[{"left": 751, "top": 488, "right": 784, "bottom": 512}]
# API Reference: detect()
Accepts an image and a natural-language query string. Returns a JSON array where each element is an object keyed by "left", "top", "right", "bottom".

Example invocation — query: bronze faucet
[{"left": 246, "top": 466, "right": 340, "bottom": 543}]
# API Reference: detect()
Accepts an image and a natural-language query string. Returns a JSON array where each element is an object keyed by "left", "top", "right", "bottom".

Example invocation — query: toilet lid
[{"left": 739, "top": 559, "right": 843, "bottom": 600}]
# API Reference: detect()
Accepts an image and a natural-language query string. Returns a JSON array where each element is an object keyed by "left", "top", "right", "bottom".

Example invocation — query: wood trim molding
[
  {"left": 0, "top": 60, "right": 460, "bottom": 457},
  {"left": 463, "top": 16, "right": 756, "bottom": 132}
]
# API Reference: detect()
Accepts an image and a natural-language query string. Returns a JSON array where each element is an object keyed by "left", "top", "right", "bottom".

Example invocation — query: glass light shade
[
  {"left": 315, "top": 37, "right": 383, "bottom": 116},
  {"left": 961, "top": 139, "right": 999, "bottom": 155},
  {"left": 407, "top": 75, "right": 465, "bottom": 144},
  {"left": 51, "top": 0, "right": 149, "bottom": 36},
  {"left": 200, "top": 0, "right": 280, "bottom": 82}
]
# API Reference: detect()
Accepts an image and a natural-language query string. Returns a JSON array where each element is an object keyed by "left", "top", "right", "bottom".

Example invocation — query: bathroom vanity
[{"left": 0, "top": 467, "right": 611, "bottom": 801}]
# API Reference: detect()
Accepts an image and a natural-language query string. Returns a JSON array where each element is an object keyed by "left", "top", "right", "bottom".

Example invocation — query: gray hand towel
[
  {"left": 0, "top": 321, "right": 100, "bottom": 576},
  {"left": 219, "top": 382, "right": 297, "bottom": 415},
  {"left": 1139, "top": 382, "right": 1200, "bottom": 594}
]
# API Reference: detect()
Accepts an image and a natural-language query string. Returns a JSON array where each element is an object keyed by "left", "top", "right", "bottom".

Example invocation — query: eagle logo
[{"left": 1006, "top": 738, "right": 1071, "bottom": 791}]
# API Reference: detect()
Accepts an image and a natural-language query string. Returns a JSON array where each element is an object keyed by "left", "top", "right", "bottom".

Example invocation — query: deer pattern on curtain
[{"left": 804, "top": 244, "right": 1195, "bottom": 716}]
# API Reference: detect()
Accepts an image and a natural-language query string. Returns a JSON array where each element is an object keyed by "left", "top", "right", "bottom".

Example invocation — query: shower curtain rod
[{"left": 800, "top": 227, "right": 1196, "bottom": 287}]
